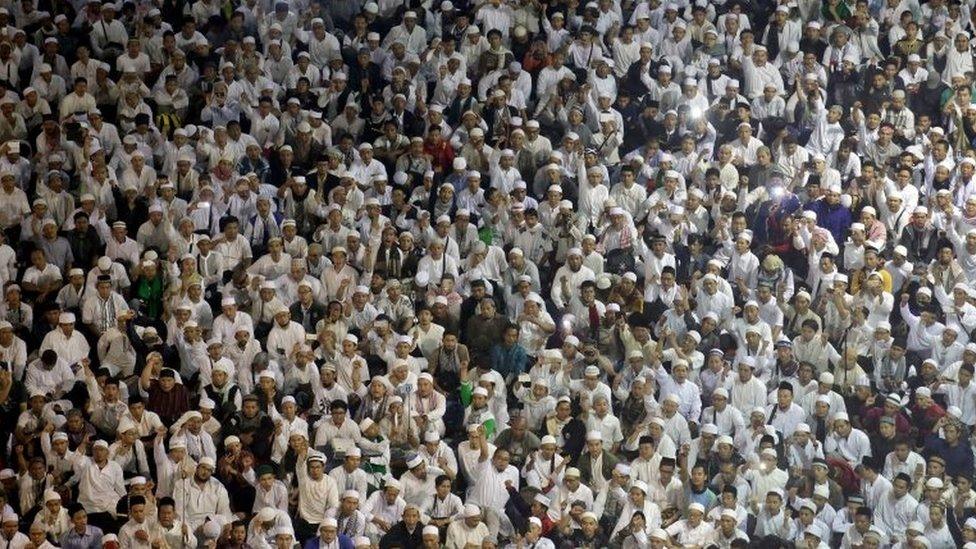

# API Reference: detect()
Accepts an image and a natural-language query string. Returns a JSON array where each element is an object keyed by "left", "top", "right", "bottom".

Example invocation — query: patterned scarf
[{"left": 338, "top": 512, "right": 359, "bottom": 538}]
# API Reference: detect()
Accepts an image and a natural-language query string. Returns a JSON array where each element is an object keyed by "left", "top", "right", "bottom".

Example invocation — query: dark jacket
[
  {"left": 566, "top": 528, "right": 609, "bottom": 549},
  {"left": 225, "top": 410, "right": 275, "bottom": 461},
  {"left": 290, "top": 301, "right": 327, "bottom": 333},
  {"left": 924, "top": 433, "right": 975, "bottom": 478},
  {"left": 463, "top": 314, "right": 509, "bottom": 355},
  {"left": 898, "top": 224, "right": 939, "bottom": 265},
  {"left": 371, "top": 243, "right": 407, "bottom": 280},
  {"left": 65, "top": 226, "right": 105, "bottom": 270},
  {"left": 575, "top": 450, "right": 619, "bottom": 484},
  {"left": 378, "top": 521, "right": 423, "bottom": 549},
  {"left": 110, "top": 186, "right": 149, "bottom": 235}
]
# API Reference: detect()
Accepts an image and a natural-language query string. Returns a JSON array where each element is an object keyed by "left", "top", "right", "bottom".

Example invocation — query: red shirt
[
  {"left": 910, "top": 401, "right": 946, "bottom": 440},
  {"left": 424, "top": 140, "right": 455, "bottom": 173},
  {"left": 147, "top": 380, "right": 190, "bottom": 426},
  {"left": 538, "top": 512, "right": 555, "bottom": 536}
]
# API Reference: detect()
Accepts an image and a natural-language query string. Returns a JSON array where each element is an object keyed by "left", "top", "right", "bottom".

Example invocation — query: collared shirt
[
  {"left": 445, "top": 521, "right": 489, "bottom": 549},
  {"left": 328, "top": 465, "right": 369, "bottom": 499},
  {"left": 825, "top": 428, "right": 872, "bottom": 465},
  {"left": 701, "top": 405, "right": 745, "bottom": 437},
  {"left": 766, "top": 402, "right": 807, "bottom": 439},
  {"left": 873, "top": 492, "right": 918, "bottom": 536},
  {"left": 59, "top": 526, "right": 103, "bottom": 549},
  {"left": 75, "top": 458, "right": 126, "bottom": 515},
  {"left": 726, "top": 376, "right": 767, "bottom": 417},
  {"left": 215, "top": 235, "right": 252, "bottom": 272},
  {"left": 470, "top": 461, "right": 519, "bottom": 510},
  {"left": 667, "top": 519, "right": 716, "bottom": 547},
  {"left": 172, "top": 477, "right": 233, "bottom": 531},
  {"left": 424, "top": 492, "right": 464, "bottom": 522}
]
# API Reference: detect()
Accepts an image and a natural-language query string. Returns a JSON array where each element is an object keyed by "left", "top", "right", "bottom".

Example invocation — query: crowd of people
[{"left": 4, "top": 0, "right": 976, "bottom": 548}]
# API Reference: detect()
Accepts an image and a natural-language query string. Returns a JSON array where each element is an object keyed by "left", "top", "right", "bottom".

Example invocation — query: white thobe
[
  {"left": 75, "top": 458, "right": 126, "bottom": 515},
  {"left": 172, "top": 478, "right": 233, "bottom": 531}
]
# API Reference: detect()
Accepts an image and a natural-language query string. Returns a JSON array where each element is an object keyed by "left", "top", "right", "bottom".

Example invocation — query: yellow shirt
[{"left": 850, "top": 267, "right": 892, "bottom": 295}]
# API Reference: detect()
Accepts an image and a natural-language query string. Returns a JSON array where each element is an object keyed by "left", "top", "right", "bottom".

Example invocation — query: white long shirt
[
  {"left": 75, "top": 457, "right": 126, "bottom": 515},
  {"left": 824, "top": 428, "right": 872, "bottom": 465},
  {"left": 172, "top": 476, "right": 233, "bottom": 531},
  {"left": 211, "top": 311, "right": 255, "bottom": 346},
  {"left": 266, "top": 320, "right": 306, "bottom": 366},
  {"left": 328, "top": 465, "right": 369, "bottom": 499},
  {"left": 468, "top": 459, "right": 519, "bottom": 510},
  {"left": 700, "top": 405, "right": 745, "bottom": 437},
  {"left": 39, "top": 328, "right": 90, "bottom": 366},
  {"left": 24, "top": 358, "right": 76, "bottom": 396},
  {"left": 766, "top": 402, "right": 807, "bottom": 439},
  {"left": 152, "top": 439, "right": 196, "bottom": 500},
  {"left": 726, "top": 376, "right": 767, "bottom": 416},
  {"left": 937, "top": 380, "right": 976, "bottom": 425},
  {"left": 742, "top": 57, "right": 784, "bottom": 98},
  {"left": 873, "top": 492, "right": 917, "bottom": 536},
  {"left": 652, "top": 368, "right": 702, "bottom": 422},
  {"left": 294, "top": 457, "right": 340, "bottom": 525}
]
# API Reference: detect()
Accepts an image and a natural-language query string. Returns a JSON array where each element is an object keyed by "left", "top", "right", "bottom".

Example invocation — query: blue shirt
[
  {"left": 686, "top": 486, "right": 718, "bottom": 513},
  {"left": 60, "top": 525, "right": 103, "bottom": 549},
  {"left": 490, "top": 342, "right": 528, "bottom": 379},
  {"left": 302, "top": 534, "right": 353, "bottom": 549},
  {"left": 924, "top": 433, "right": 974, "bottom": 478},
  {"left": 200, "top": 101, "right": 243, "bottom": 128},
  {"left": 804, "top": 199, "right": 852, "bottom": 245}
]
